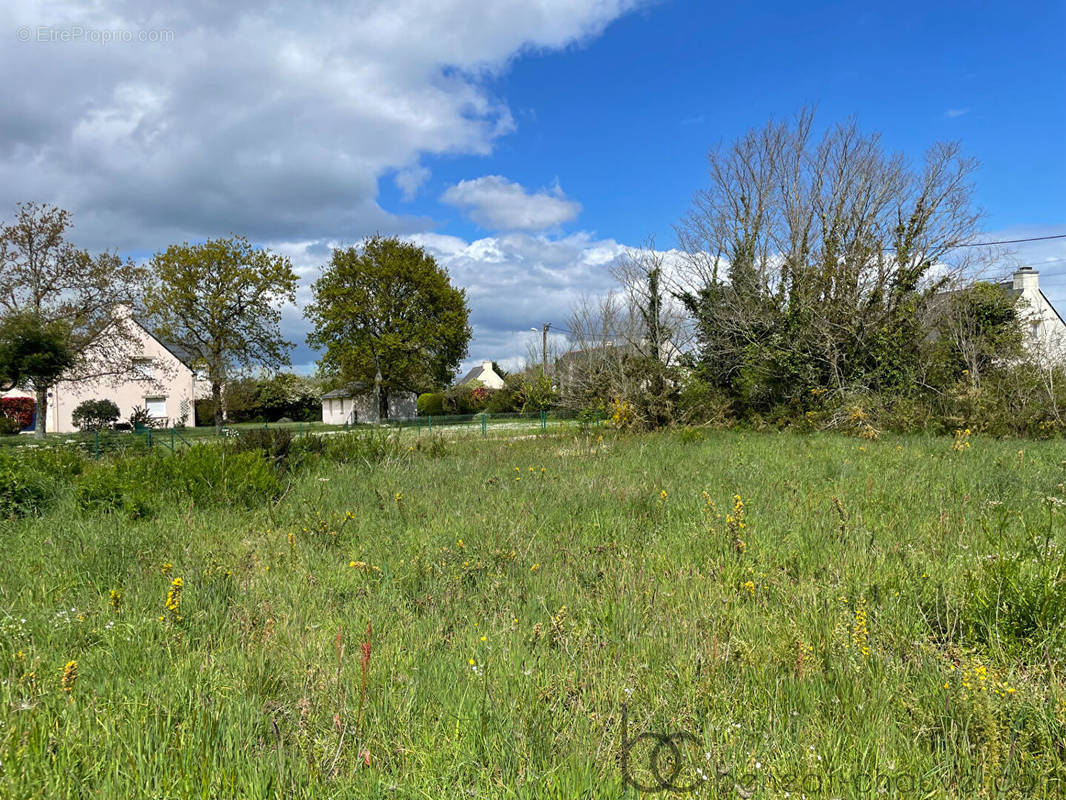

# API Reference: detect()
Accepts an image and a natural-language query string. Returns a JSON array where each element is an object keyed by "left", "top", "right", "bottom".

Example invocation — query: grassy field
[{"left": 1, "top": 428, "right": 1065, "bottom": 798}]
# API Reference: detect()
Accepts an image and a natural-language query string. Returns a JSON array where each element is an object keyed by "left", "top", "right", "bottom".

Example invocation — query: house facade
[
  {"left": 457, "top": 360, "right": 506, "bottom": 390},
  {"left": 1004, "top": 266, "right": 1066, "bottom": 358},
  {"left": 1, "top": 314, "right": 197, "bottom": 433}
]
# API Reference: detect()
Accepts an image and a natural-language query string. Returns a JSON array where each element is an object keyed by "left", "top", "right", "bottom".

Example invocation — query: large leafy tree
[
  {"left": 145, "top": 236, "right": 299, "bottom": 432},
  {"left": 0, "top": 202, "right": 148, "bottom": 437},
  {"left": 676, "top": 109, "right": 983, "bottom": 412},
  {"left": 0, "top": 313, "right": 75, "bottom": 405},
  {"left": 305, "top": 236, "right": 471, "bottom": 419}
]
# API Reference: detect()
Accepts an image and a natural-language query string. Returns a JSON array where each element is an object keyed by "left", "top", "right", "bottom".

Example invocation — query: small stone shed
[{"left": 321, "top": 385, "right": 417, "bottom": 425}]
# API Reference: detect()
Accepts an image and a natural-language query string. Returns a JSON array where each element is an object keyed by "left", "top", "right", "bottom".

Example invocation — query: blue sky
[
  {"left": 4, "top": 0, "right": 1065, "bottom": 372},
  {"left": 391, "top": 0, "right": 1066, "bottom": 242}
]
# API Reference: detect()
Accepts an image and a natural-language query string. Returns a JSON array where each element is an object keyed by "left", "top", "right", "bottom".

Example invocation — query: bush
[
  {"left": 323, "top": 430, "right": 404, "bottom": 466},
  {"left": 230, "top": 428, "right": 295, "bottom": 471},
  {"left": 0, "top": 416, "right": 21, "bottom": 435},
  {"left": 484, "top": 387, "right": 518, "bottom": 414},
  {"left": 417, "top": 392, "right": 445, "bottom": 417},
  {"left": 158, "top": 446, "right": 283, "bottom": 508},
  {"left": 75, "top": 463, "right": 152, "bottom": 519},
  {"left": 442, "top": 385, "right": 475, "bottom": 415},
  {"left": 0, "top": 451, "right": 55, "bottom": 517},
  {"left": 129, "top": 405, "right": 155, "bottom": 429},
  {"left": 72, "top": 398, "right": 121, "bottom": 431},
  {"left": 1, "top": 396, "right": 34, "bottom": 429}
]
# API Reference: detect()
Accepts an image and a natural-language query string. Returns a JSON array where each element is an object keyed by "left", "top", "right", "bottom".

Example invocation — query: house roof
[
  {"left": 457, "top": 364, "right": 488, "bottom": 385},
  {"left": 995, "top": 280, "right": 1066, "bottom": 328},
  {"left": 129, "top": 315, "right": 197, "bottom": 369},
  {"left": 321, "top": 382, "right": 370, "bottom": 399}
]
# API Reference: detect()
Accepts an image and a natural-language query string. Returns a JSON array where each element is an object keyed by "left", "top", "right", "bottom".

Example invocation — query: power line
[{"left": 957, "top": 233, "right": 1066, "bottom": 247}]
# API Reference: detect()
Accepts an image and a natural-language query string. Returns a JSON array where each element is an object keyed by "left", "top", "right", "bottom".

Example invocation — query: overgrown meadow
[{"left": 1, "top": 427, "right": 1065, "bottom": 798}]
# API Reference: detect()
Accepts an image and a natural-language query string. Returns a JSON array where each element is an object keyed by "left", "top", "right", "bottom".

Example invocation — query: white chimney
[
  {"left": 1013, "top": 266, "right": 1039, "bottom": 293},
  {"left": 482, "top": 360, "right": 493, "bottom": 372}
]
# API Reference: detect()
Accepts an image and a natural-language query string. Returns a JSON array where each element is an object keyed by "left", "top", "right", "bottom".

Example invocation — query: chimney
[
  {"left": 482, "top": 360, "right": 493, "bottom": 373},
  {"left": 1013, "top": 266, "right": 1039, "bottom": 293}
]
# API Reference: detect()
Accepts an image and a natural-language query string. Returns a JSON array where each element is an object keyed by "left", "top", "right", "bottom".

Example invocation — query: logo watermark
[
  {"left": 16, "top": 25, "right": 174, "bottom": 44},
  {"left": 619, "top": 707, "right": 1047, "bottom": 796}
]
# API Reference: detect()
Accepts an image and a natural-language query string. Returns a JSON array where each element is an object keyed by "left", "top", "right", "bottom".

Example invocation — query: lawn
[{"left": 1, "top": 428, "right": 1064, "bottom": 798}]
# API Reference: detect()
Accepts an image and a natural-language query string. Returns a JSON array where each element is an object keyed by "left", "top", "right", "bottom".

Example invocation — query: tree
[
  {"left": 676, "top": 109, "right": 983, "bottom": 413},
  {"left": 145, "top": 236, "right": 299, "bottom": 433},
  {"left": 560, "top": 241, "right": 687, "bottom": 428},
  {"left": 305, "top": 236, "right": 471, "bottom": 420},
  {"left": 71, "top": 398, "right": 121, "bottom": 431},
  {"left": 925, "top": 281, "right": 1023, "bottom": 388},
  {"left": 0, "top": 202, "right": 148, "bottom": 437},
  {"left": 0, "top": 312, "right": 76, "bottom": 428}
]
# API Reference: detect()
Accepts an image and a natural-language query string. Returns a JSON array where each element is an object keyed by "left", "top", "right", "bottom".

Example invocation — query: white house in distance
[
  {"left": 457, "top": 360, "right": 506, "bottom": 389},
  {"left": 1002, "top": 266, "right": 1066, "bottom": 357},
  {"left": 321, "top": 384, "right": 417, "bottom": 425},
  {"left": 1, "top": 312, "right": 197, "bottom": 433}
]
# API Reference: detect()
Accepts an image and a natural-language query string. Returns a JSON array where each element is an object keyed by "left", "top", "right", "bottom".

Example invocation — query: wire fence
[{"left": 0, "top": 410, "right": 606, "bottom": 457}]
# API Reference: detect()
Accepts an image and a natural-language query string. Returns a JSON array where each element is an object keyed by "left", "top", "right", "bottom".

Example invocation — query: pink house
[{"left": 1, "top": 314, "right": 198, "bottom": 433}]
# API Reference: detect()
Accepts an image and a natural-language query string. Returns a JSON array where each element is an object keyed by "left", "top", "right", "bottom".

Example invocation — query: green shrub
[
  {"left": 417, "top": 392, "right": 445, "bottom": 416},
  {"left": 72, "top": 398, "right": 121, "bottom": 431},
  {"left": 75, "top": 462, "right": 153, "bottom": 519},
  {"left": 0, "top": 416, "right": 21, "bottom": 435},
  {"left": 442, "top": 384, "right": 477, "bottom": 415},
  {"left": 156, "top": 446, "right": 282, "bottom": 508},
  {"left": 231, "top": 428, "right": 295, "bottom": 471},
  {"left": 0, "top": 453, "right": 54, "bottom": 517},
  {"left": 484, "top": 388, "right": 518, "bottom": 414},
  {"left": 24, "top": 446, "right": 88, "bottom": 479},
  {"left": 323, "top": 430, "right": 403, "bottom": 466}
]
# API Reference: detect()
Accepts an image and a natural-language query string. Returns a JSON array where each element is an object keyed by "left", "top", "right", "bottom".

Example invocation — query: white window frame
[{"left": 145, "top": 396, "right": 167, "bottom": 418}]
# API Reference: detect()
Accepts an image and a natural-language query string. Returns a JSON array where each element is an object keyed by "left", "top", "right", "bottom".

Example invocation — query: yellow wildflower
[
  {"left": 60, "top": 660, "right": 78, "bottom": 693},
  {"left": 164, "top": 577, "right": 183, "bottom": 621}
]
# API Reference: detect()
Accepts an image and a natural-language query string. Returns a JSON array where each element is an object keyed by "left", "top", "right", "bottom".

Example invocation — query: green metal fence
[
  {"left": 385, "top": 408, "right": 600, "bottom": 437},
  {"left": 0, "top": 411, "right": 604, "bottom": 456}
]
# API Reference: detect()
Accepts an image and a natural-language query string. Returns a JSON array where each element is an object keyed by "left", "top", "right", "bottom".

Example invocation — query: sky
[{"left": 3, "top": 0, "right": 1065, "bottom": 375}]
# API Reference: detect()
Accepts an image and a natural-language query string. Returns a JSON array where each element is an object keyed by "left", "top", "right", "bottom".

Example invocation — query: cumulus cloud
[
  {"left": 411, "top": 231, "right": 688, "bottom": 372},
  {"left": 441, "top": 175, "right": 582, "bottom": 231},
  {"left": 1, "top": 0, "right": 645, "bottom": 250},
  {"left": 394, "top": 165, "right": 432, "bottom": 201}
]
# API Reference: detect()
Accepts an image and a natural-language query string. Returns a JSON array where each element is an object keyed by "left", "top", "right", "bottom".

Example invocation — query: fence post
[
  {"left": 171, "top": 428, "right": 175, "bottom": 451},
  {"left": 147, "top": 429, "right": 152, "bottom": 449},
  {"left": 429, "top": 416, "right": 433, "bottom": 433},
  {"left": 481, "top": 414, "right": 487, "bottom": 437},
  {"left": 298, "top": 422, "right": 303, "bottom": 438},
  {"left": 541, "top": 410, "right": 546, "bottom": 429},
  {"left": 345, "top": 420, "right": 349, "bottom": 433},
  {"left": 94, "top": 430, "right": 99, "bottom": 459}
]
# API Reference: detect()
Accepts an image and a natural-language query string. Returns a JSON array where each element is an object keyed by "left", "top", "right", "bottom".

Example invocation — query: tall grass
[{"left": 1, "top": 429, "right": 1064, "bottom": 798}]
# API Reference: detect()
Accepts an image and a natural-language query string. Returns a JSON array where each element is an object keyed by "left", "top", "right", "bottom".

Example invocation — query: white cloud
[
  {"left": 441, "top": 175, "right": 582, "bottom": 231},
  {"left": 945, "top": 108, "right": 971, "bottom": 118},
  {"left": 411, "top": 230, "right": 626, "bottom": 370},
  {"left": 394, "top": 165, "right": 432, "bottom": 201},
  {"left": 0, "top": 0, "right": 645, "bottom": 250}
]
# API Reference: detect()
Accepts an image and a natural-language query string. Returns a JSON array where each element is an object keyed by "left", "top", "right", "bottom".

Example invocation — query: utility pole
[
  {"left": 531, "top": 323, "right": 551, "bottom": 376},
  {"left": 541, "top": 322, "right": 550, "bottom": 376}
]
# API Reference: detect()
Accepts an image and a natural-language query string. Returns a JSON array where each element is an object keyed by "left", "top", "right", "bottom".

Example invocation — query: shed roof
[{"left": 321, "top": 382, "right": 370, "bottom": 399}]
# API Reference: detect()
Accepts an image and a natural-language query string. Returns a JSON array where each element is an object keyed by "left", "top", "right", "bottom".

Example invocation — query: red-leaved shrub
[{"left": 1, "top": 397, "right": 34, "bottom": 429}]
